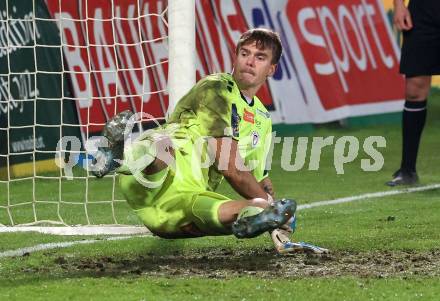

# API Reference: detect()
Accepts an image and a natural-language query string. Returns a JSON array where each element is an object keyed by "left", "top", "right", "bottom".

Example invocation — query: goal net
[{"left": 0, "top": 0, "right": 195, "bottom": 234}]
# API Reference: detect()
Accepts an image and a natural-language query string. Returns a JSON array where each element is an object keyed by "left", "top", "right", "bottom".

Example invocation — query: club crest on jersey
[
  {"left": 251, "top": 131, "right": 260, "bottom": 148},
  {"left": 243, "top": 109, "right": 254, "bottom": 124},
  {"left": 255, "top": 120, "right": 261, "bottom": 129}
]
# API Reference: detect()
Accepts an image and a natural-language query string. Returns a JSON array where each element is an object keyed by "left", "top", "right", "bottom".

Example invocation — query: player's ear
[
  {"left": 233, "top": 49, "right": 239, "bottom": 61},
  {"left": 267, "top": 64, "right": 277, "bottom": 78},
  {"left": 232, "top": 53, "right": 239, "bottom": 69}
]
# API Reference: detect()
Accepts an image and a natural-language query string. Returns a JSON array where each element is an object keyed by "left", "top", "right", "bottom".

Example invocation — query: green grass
[
  {"left": 1, "top": 90, "right": 440, "bottom": 300},
  {"left": 2, "top": 277, "right": 440, "bottom": 301}
]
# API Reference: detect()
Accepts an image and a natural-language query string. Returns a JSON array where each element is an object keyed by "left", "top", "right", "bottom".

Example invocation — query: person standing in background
[{"left": 387, "top": 0, "right": 440, "bottom": 186}]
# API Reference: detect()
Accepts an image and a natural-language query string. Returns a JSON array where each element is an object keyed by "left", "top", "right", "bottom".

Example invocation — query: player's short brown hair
[{"left": 235, "top": 28, "right": 282, "bottom": 65}]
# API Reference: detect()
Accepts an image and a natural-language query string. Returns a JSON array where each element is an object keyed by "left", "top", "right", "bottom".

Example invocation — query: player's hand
[
  {"left": 266, "top": 193, "right": 274, "bottom": 204},
  {"left": 393, "top": 2, "right": 413, "bottom": 31},
  {"left": 260, "top": 177, "right": 275, "bottom": 198}
]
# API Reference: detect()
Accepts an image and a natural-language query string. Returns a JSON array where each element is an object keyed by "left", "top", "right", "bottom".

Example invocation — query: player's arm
[
  {"left": 257, "top": 111, "right": 274, "bottom": 198},
  {"left": 211, "top": 137, "right": 268, "bottom": 200},
  {"left": 393, "top": 0, "right": 412, "bottom": 31}
]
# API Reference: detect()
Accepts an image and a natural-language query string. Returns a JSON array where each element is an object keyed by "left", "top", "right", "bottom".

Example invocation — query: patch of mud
[{"left": 47, "top": 249, "right": 440, "bottom": 278}]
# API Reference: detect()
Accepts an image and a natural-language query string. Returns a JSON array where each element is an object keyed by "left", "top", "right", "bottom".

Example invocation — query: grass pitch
[{"left": 1, "top": 91, "right": 440, "bottom": 300}]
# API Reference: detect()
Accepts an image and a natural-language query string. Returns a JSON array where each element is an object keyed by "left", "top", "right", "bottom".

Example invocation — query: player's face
[{"left": 233, "top": 41, "right": 276, "bottom": 90}]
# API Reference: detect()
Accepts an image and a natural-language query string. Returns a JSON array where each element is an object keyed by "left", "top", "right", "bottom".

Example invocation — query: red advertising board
[
  {"left": 45, "top": 0, "right": 169, "bottom": 136},
  {"left": 285, "top": 0, "right": 404, "bottom": 110},
  {"left": 45, "top": 0, "right": 404, "bottom": 132}
]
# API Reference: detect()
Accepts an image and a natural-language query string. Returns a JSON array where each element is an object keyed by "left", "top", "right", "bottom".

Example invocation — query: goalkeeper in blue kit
[{"left": 93, "top": 28, "right": 327, "bottom": 254}]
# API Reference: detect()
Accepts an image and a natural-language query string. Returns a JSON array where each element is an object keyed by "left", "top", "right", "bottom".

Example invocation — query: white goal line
[
  {"left": 0, "top": 235, "right": 151, "bottom": 259},
  {"left": 0, "top": 225, "right": 151, "bottom": 236}
]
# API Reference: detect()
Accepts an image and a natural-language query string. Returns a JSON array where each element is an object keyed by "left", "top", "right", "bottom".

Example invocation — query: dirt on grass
[{"left": 47, "top": 248, "right": 440, "bottom": 278}]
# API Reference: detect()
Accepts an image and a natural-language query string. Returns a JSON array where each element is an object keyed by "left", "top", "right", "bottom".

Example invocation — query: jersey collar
[
  {"left": 229, "top": 73, "right": 255, "bottom": 107},
  {"left": 240, "top": 91, "right": 254, "bottom": 107}
]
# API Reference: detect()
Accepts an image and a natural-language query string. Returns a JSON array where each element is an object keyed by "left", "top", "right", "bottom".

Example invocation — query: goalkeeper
[{"left": 92, "top": 28, "right": 326, "bottom": 254}]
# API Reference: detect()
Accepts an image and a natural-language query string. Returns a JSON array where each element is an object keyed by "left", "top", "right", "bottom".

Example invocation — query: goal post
[
  {"left": 167, "top": 0, "right": 196, "bottom": 117},
  {"left": 0, "top": 0, "right": 195, "bottom": 235}
]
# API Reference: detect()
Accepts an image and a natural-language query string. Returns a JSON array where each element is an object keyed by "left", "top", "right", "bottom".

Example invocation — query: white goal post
[
  {"left": 167, "top": 0, "right": 196, "bottom": 117},
  {"left": 0, "top": 0, "right": 195, "bottom": 235}
]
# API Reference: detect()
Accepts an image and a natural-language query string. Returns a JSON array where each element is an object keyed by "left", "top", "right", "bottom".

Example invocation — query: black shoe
[
  {"left": 231, "top": 199, "right": 297, "bottom": 239},
  {"left": 386, "top": 169, "right": 419, "bottom": 187},
  {"left": 91, "top": 110, "right": 134, "bottom": 178}
]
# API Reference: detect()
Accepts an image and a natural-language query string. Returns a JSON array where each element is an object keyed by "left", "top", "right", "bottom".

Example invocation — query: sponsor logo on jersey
[
  {"left": 251, "top": 131, "right": 260, "bottom": 148},
  {"left": 256, "top": 108, "right": 270, "bottom": 119},
  {"left": 243, "top": 109, "right": 255, "bottom": 124}
]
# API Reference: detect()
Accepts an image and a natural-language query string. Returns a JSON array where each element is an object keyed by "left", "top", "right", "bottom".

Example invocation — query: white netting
[{"left": 0, "top": 0, "right": 191, "bottom": 233}]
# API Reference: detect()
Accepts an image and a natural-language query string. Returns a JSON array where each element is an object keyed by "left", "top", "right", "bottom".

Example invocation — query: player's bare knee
[{"left": 405, "top": 77, "right": 431, "bottom": 100}]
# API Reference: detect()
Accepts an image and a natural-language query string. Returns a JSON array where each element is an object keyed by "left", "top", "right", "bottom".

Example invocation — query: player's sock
[
  {"left": 400, "top": 99, "right": 427, "bottom": 173},
  {"left": 236, "top": 206, "right": 264, "bottom": 219}
]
